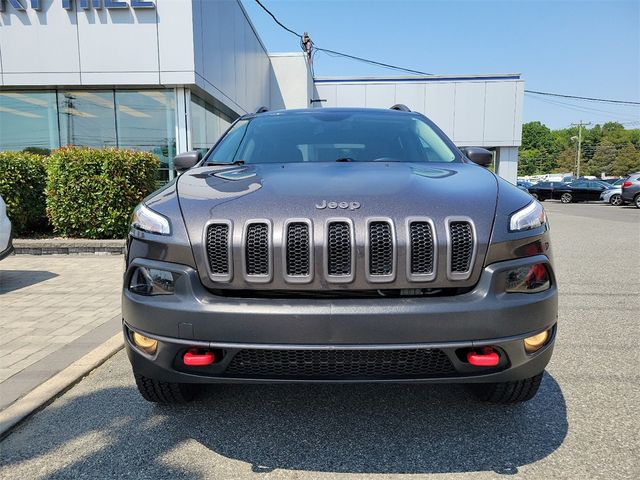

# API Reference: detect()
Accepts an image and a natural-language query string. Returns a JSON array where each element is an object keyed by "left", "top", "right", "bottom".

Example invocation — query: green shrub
[
  {"left": 0, "top": 151, "right": 49, "bottom": 235},
  {"left": 46, "top": 147, "right": 160, "bottom": 239}
]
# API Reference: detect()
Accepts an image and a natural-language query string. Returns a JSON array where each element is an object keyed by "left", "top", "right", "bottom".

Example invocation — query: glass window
[
  {"left": 207, "top": 111, "right": 459, "bottom": 165},
  {"left": 57, "top": 91, "right": 117, "bottom": 148},
  {"left": 190, "top": 94, "right": 235, "bottom": 154},
  {"left": 115, "top": 90, "right": 176, "bottom": 182},
  {"left": 0, "top": 91, "right": 59, "bottom": 153}
]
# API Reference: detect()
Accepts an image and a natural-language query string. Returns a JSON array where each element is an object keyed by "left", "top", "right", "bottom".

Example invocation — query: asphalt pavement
[{"left": 0, "top": 201, "right": 638, "bottom": 479}]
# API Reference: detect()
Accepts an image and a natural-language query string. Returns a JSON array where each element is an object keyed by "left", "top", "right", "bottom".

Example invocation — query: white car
[
  {"left": 600, "top": 186, "right": 623, "bottom": 206},
  {"left": 0, "top": 195, "right": 13, "bottom": 260}
]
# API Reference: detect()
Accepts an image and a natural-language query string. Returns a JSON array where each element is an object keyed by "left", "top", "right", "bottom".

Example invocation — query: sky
[{"left": 241, "top": 0, "right": 640, "bottom": 130}]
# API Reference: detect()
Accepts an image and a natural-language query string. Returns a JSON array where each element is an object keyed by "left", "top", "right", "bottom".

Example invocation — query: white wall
[
  {"left": 0, "top": 0, "right": 273, "bottom": 115},
  {"left": 314, "top": 76, "right": 525, "bottom": 148},
  {"left": 269, "top": 52, "right": 314, "bottom": 110}
]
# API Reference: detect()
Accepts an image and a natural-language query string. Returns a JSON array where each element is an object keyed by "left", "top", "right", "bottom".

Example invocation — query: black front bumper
[
  {"left": 122, "top": 255, "right": 557, "bottom": 384},
  {"left": 0, "top": 229, "right": 14, "bottom": 261}
]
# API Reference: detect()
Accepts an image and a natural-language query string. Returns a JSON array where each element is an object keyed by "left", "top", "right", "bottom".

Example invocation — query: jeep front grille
[
  {"left": 449, "top": 221, "right": 474, "bottom": 278},
  {"left": 327, "top": 221, "right": 352, "bottom": 277},
  {"left": 368, "top": 221, "right": 394, "bottom": 276},
  {"left": 409, "top": 221, "right": 435, "bottom": 276},
  {"left": 286, "top": 222, "right": 311, "bottom": 277},
  {"left": 245, "top": 223, "right": 270, "bottom": 276},
  {"left": 206, "top": 223, "right": 230, "bottom": 276},
  {"left": 203, "top": 218, "right": 478, "bottom": 285},
  {"left": 223, "top": 348, "right": 456, "bottom": 379}
]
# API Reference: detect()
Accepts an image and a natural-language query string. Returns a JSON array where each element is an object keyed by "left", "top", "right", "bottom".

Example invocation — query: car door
[
  {"left": 536, "top": 182, "right": 552, "bottom": 200},
  {"left": 588, "top": 182, "right": 609, "bottom": 201},
  {"left": 569, "top": 181, "right": 589, "bottom": 201}
]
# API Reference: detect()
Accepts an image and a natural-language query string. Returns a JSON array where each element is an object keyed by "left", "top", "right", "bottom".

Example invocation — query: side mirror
[
  {"left": 460, "top": 147, "right": 493, "bottom": 167},
  {"left": 173, "top": 150, "right": 202, "bottom": 173}
]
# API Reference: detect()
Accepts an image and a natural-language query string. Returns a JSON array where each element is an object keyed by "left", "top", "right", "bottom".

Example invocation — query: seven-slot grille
[
  {"left": 286, "top": 222, "right": 311, "bottom": 276},
  {"left": 449, "top": 221, "right": 474, "bottom": 274},
  {"left": 223, "top": 348, "right": 456, "bottom": 379},
  {"left": 409, "top": 221, "right": 435, "bottom": 275},
  {"left": 245, "top": 223, "right": 270, "bottom": 276},
  {"left": 327, "top": 222, "right": 352, "bottom": 276},
  {"left": 368, "top": 221, "right": 394, "bottom": 276},
  {"left": 203, "top": 219, "right": 477, "bottom": 283},
  {"left": 206, "top": 223, "right": 230, "bottom": 275}
]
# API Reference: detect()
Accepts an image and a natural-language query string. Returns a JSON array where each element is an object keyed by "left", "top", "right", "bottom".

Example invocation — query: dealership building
[{"left": 0, "top": 0, "right": 524, "bottom": 182}]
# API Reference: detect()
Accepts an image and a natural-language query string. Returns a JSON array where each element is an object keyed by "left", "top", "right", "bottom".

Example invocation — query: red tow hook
[
  {"left": 183, "top": 348, "right": 215, "bottom": 366},
  {"left": 467, "top": 347, "right": 500, "bottom": 367}
]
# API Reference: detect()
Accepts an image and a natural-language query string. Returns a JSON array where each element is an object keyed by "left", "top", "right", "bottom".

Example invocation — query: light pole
[{"left": 571, "top": 121, "right": 591, "bottom": 178}]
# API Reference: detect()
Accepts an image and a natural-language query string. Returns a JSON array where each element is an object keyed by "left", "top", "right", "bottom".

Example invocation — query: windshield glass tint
[{"left": 207, "top": 111, "right": 457, "bottom": 164}]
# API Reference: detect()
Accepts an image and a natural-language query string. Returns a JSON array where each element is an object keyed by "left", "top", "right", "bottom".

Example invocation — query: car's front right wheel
[
  {"left": 134, "top": 374, "right": 197, "bottom": 404},
  {"left": 468, "top": 372, "right": 544, "bottom": 403}
]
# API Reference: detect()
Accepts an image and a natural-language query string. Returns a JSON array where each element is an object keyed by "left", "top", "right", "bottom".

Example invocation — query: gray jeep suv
[{"left": 123, "top": 107, "right": 557, "bottom": 404}]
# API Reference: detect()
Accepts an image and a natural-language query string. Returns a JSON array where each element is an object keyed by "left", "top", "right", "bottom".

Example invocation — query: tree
[
  {"left": 585, "top": 140, "right": 616, "bottom": 176},
  {"left": 612, "top": 143, "right": 640, "bottom": 176},
  {"left": 553, "top": 147, "right": 576, "bottom": 174}
]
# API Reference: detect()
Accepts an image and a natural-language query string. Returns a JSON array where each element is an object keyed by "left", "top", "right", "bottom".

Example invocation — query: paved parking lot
[
  {"left": 0, "top": 202, "right": 638, "bottom": 479},
  {"left": 0, "top": 255, "right": 123, "bottom": 410}
]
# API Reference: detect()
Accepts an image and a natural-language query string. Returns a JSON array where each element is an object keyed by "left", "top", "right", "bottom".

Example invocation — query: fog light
[
  {"left": 129, "top": 267, "right": 175, "bottom": 295},
  {"left": 132, "top": 332, "right": 158, "bottom": 354},
  {"left": 524, "top": 330, "right": 549, "bottom": 353},
  {"left": 506, "top": 263, "right": 550, "bottom": 293}
]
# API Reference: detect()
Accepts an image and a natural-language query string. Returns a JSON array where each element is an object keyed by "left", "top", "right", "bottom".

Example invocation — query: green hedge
[
  {"left": 46, "top": 147, "right": 160, "bottom": 239},
  {"left": 0, "top": 151, "right": 49, "bottom": 235}
]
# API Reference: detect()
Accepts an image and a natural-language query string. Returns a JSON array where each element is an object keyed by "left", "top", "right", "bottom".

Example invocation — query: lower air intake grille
[
  {"left": 224, "top": 348, "right": 456, "bottom": 379},
  {"left": 286, "top": 223, "right": 310, "bottom": 276},
  {"left": 327, "top": 222, "right": 352, "bottom": 276},
  {"left": 369, "top": 221, "right": 393, "bottom": 275},
  {"left": 449, "top": 221, "right": 474, "bottom": 273},
  {"left": 206, "top": 224, "right": 230, "bottom": 275},
  {"left": 409, "top": 222, "right": 434, "bottom": 274},
  {"left": 245, "top": 223, "right": 269, "bottom": 276}
]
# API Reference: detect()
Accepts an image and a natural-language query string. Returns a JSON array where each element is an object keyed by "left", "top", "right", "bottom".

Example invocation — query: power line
[
  {"left": 253, "top": 0, "right": 640, "bottom": 105},
  {"left": 524, "top": 90, "right": 640, "bottom": 106}
]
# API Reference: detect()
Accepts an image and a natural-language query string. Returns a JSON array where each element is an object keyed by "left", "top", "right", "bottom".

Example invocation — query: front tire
[
  {"left": 469, "top": 372, "right": 544, "bottom": 404},
  {"left": 609, "top": 194, "right": 622, "bottom": 206},
  {"left": 530, "top": 192, "right": 539, "bottom": 200},
  {"left": 560, "top": 192, "right": 572, "bottom": 204},
  {"left": 635, "top": 194, "right": 640, "bottom": 209},
  {"left": 134, "top": 373, "right": 196, "bottom": 404}
]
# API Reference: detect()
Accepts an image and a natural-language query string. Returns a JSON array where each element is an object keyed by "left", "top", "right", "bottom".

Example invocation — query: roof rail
[
  {"left": 390, "top": 104, "right": 411, "bottom": 112},
  {"left": 254, "top": 106, "right": 269, "bottom": 114}
]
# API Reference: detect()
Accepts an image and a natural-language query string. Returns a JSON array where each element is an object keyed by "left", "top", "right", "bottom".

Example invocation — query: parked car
[
  {"left": 123, "top": 106, "right": 557, "bottom": 405},
  {"left": 529, "top": 180, "right": 611, "bottom": 203},
  {"left": 517, "top": 180, "right": 535, "bottom": 193},
  {"left": 527, "top": 181, "right": 567, "bottom": 201},
  {"left": 0, "top": 195, "right": 13, "bottom": 260},
  {"left": 621, "top": 172, "right": 640, "bottom": 208},
  {"left": 600, "top": 186, "right": 623, "bottom": 206}
]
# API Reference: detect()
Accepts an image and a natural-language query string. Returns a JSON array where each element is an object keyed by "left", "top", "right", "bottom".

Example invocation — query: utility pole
[{"left": 571, "top": 121, "right": 591, "bottom": 177}]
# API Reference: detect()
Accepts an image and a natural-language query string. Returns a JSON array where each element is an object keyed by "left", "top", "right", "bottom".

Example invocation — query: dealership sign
[{"left": 0, "top": 0, "right": 155, "bottom": 12}]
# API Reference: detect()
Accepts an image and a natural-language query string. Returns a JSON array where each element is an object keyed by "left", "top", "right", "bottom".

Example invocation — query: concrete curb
[
  {"left": 14, "top": 239, "right": 125, "bottom": 255},
  {"left": 0, "top": 334, "right": 124, "bottom": 439}
]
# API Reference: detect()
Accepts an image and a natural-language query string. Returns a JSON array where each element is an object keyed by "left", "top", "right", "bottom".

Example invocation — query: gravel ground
[{"left": 1, "top": 201, "right": 638, "bottom": 479}]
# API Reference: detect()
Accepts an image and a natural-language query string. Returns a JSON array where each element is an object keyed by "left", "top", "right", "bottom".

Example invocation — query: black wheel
[
  {"left": 530, "top": 192, "right": 539, "bottom": 200},
  {"left": 468, "top": 372, "right": 544, "bottom": 404},
  {"left": 560, "top": 192, "right": 572, "bottom": 204},
  {"left": 134, "top": 373, "right": 196, "bottom": 404},
  {"left": 609, "top": 194, "right": 622, "bottom": 206},
  {"left": 635, "top": 194, "right": 640, "bottom": 209}
]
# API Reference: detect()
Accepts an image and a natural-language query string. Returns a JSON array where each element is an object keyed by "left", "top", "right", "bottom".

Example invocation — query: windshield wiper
[
  {"left": 335, "top": 157, "right": 355, "bottom": 162},
  {"left": 207, "top": 160, "right": 245, "bottom": 166}
]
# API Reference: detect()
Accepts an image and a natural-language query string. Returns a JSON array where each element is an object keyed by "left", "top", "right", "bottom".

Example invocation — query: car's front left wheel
[
  {"left": 609, "top": 194, "right": 622, "bottom": 206},
  {"left": 560, "top": 193, "right": 572, "bottom": 204},
  {"left": 468, "top": 372, "right": 544, "bottom": 403},
  {"left": 134, "top": 374, "right": 197, "bottom": 404}
]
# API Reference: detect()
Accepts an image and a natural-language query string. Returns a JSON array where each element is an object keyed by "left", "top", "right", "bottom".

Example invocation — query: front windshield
[{"left": 206, "top": 111, "right": 458, "bottom": 165}]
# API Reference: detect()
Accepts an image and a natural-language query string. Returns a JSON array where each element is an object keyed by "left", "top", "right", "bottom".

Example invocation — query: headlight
[
  {"left": 131, "top": 204, "right": 170, "bottom": 235},
  {"left": 510, "top": 201, "right": 545, "bottom": 232},
  {"left": 129, "top": 267, "right": 176, "bottom": 295},
  {"left": 506, "top": 263, "right": 550, "bottom": 293}
]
